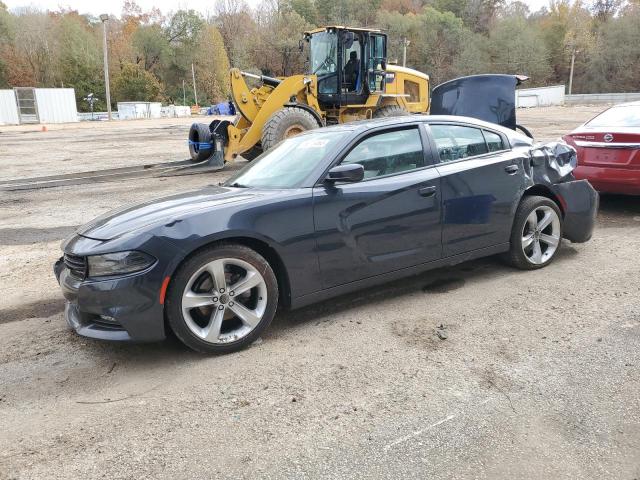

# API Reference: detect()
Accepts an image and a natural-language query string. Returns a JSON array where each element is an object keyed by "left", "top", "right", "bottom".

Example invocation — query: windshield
[
  {"left": 309, "top": 31, "right": 337, "bottom": 75},
  {"left": 587, "top": 105, "right": 640, "bottom": 128},
  {"left": 224, "top": 130, "right": 349, "bottom": 189}
]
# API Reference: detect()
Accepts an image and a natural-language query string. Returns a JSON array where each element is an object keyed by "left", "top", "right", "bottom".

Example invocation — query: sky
[{"left": 4, "top": 0, "right": 552, "bottom": 17}]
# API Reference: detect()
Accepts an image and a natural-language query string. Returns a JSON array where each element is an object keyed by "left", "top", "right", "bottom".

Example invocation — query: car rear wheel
[
  {"left": 166, "top": 244, "right": 278, "bottom": 354},
  {"left": 507, "top": 196, "right": 562, "bottom": 270}
]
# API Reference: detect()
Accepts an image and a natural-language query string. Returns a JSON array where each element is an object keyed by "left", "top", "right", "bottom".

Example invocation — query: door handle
[
  {"left": 418, "top": 186, "right": 437, "bottom": 197},
  {"left": 504, "top": 164, "right": 519, "bottom": 174}
]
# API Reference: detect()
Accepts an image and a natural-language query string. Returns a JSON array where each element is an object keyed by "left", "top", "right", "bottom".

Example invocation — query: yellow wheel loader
[{"left": 188, "top": 26, "right": 431, "bottom": 166}]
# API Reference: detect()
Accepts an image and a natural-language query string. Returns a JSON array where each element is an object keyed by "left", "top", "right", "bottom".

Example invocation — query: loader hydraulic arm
[{"left": 223, "top": 68, "right": 321, "bottom": 161}]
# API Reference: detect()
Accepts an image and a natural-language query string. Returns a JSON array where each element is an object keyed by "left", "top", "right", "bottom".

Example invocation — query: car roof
[{"left": 311, "top": 114, "right": 518, "bottom": 137}]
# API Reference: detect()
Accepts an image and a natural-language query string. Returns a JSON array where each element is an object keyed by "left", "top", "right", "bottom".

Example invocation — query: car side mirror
[{"left": 325, "top": 164, "right": 364, "bottom": 183}]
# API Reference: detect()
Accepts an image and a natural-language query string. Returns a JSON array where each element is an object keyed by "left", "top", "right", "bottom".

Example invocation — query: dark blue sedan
[{"left": 55, "top": 115, "right": 598, "bottom": 353}]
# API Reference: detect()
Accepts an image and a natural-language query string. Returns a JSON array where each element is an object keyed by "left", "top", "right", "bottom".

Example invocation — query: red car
[{"left": 563, "top": 101, "right": 640, "bottom": 195}]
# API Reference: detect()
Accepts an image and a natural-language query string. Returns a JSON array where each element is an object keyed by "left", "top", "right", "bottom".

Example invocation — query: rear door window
[
  {"left": 429, "top": 124, "right": 488, "bottom": 162},
  {"left": 483, "top": 130, "right": 504, "bottom": 152}
]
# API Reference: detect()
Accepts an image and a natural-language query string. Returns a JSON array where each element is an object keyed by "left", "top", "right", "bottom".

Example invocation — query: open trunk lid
[{"left": 430, "top": 74, "right": 528, "bottom": 130}]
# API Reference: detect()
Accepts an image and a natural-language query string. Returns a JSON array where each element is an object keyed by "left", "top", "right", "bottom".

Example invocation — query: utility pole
[
  {"left": 401, "top": 37, "right": 410, "bottom": 67},
  {"left": 568, "top": 47, "right": 576, "bottom": 95},
  {"left": 99, "top": 14, "right": 112, "bottom": 121},
  {"left": 182, "top": 79, "right": 186, "bottom": 106},
  {"left": 191, "top": 63, "right": 198, "bottom": 107}
]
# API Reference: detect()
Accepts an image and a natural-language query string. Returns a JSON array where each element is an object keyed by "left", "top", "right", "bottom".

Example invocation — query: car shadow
[
  {"left": 63, "top": 243, "right": 581, "bottom": 363},
  {"left": 269, "top": 245, "right": 579, "bottom": 335},
  {"left": 597, "top": 194, "right": 640, "bottom": 228}
]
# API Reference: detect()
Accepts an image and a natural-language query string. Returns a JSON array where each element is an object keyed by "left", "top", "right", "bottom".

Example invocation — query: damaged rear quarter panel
[{"left": 523, "top": 141, "right": 598, "bottom": 243}]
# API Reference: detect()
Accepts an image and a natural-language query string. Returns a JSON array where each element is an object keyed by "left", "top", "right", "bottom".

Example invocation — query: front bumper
[
  {"left": 54, "top": 259, "right": 166, "bottom": 342},
  {"left": 552, "top": 179, "right": 599, "bottom": 243}
]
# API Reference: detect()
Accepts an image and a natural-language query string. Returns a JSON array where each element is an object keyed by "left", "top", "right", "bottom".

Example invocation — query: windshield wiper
[{"left": 228, "top": 182, "right": 249, "bottom": 188}]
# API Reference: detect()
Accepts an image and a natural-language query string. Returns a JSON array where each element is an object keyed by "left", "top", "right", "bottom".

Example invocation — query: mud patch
[
  {"left": 391, "top": 320, "right": 456, "bottom": 350},
  {"left": 422, "top": 277, "right": 466, "bottom": 294},
  {"left": 0, "top": 298, "right": 64, "bottom": 324}
]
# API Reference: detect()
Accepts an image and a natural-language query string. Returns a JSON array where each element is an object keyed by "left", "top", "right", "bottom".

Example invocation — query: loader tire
[
  {"left": 188, "top": 123, "right": 213, "bottom": 162},
  {"left": 241, "top": 145, "right": 263, "bottom": 162},
  {"left": 261, "top": 107, "right": 321, "bottom": 151},
  {"left": 373, "top": 105, "right": 410, "bottom": 118}
]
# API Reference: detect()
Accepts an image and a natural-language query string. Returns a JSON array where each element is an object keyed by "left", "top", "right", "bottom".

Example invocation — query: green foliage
[
  {"left": 287, "top": 0, "right": 318, "bottom": 24},
  {"left": 55, "top": 14, "right": 105, "bottom": 111},
  {"left": 486, "top": 16, "right": 552, "bottom": 85},
  {"left": 133, "top": 25, "right": 170, "bottom": 72},
  {"left": 0, "top": 0, "right": 638, "bottom": 104},
  {"left": 112, "top": 62, "right": 163, "bottom": 101},
  {"left": 194, "top": 25, "right": 231, "bottom": 104},
  {"left": 585, "top": 9, "right": 640, "bottom": 92}
]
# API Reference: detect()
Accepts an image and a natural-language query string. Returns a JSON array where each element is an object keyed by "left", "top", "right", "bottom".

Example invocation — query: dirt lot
[{"left": 1, "top": 106, "right": 639, "bottom": 480}]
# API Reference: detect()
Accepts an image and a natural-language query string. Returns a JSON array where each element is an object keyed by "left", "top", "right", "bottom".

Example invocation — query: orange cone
[{"left": 41, "top": 125, "right": 47, "bottom": 132}]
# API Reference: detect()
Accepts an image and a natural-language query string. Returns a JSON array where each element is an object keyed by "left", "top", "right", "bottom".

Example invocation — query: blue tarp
[{"left": 207, "top": 101, "right": 236, "bottom": 116}]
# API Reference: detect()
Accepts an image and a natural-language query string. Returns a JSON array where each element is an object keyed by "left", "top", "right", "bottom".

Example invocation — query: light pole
[
  {"left": 568, "top": 47, "right": 578, "bottom": 96},
  {"left": 401, "top": 37, "right": 410, "bottom": 67},
  {"left": 99, "top": 14, "right": 112, "bottom": 121}
]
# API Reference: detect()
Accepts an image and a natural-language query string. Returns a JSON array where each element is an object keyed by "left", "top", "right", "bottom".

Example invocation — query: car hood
[{"left": 76, "top": 186, "right": 264, "bottom": 241}]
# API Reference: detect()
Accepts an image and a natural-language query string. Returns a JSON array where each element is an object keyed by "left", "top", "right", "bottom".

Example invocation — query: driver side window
[{"left": 341, "top": 128, "right": 424, "bottom": 179}]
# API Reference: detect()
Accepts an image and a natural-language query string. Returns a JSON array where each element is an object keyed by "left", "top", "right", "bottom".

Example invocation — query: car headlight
[{"left": 87, "top": 251, "right": 156, "bottom": 277}]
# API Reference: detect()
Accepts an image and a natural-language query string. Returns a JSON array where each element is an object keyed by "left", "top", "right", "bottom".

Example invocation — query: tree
[
  {"left": 585, "top": 9, "right": 640, "bottom": 92},
  {"left": 133, "top": 24, "right": 170, "bottom": 72},
  {"left": 194, "top": 24, "right": 231, "bottom": 104},
  {"left": 486, "top": 16, "right": 552, "bottom": 85},
  {"left": 112, "top": 62, "right": 163, "bottom": 101},
  {"left": 55, "top": 13, "right": 105, "bottom": 110}
]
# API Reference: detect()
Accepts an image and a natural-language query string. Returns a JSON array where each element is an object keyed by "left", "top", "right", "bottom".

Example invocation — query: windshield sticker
[{"left": 299, "top": 139, "right": 330, "bottom": 149}]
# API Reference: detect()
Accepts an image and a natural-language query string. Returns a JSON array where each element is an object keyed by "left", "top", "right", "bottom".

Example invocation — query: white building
[{"left": 0, "top": 88, "right": 79, "bottom": 125}]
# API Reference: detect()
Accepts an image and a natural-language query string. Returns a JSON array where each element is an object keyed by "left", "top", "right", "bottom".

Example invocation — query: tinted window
[
  {"left": 483, "top": 130, "right": 504, "bottom": 152},
  {"left": 341, "top": 128, "right": 424, "bottom": 179},
  {"left": 225, "top": 130, "right": 348, "bottom": 188},
  {"left": 430, "top": 124, "right": 488, "bottom": 162},
  {"left": 586, "top": 105, "right": 640, "bottom": 128},
  {"left": 404, "top": 80, "right": 420, "bottom": 102}
]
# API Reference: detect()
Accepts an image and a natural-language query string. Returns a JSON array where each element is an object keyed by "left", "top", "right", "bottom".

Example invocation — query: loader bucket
[{"left": 430, "top": 74, "right": 528, "bottom": 130}]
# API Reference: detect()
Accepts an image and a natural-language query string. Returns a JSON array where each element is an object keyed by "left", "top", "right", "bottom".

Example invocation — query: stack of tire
[{"left": 188, "top": 123, "right": 214, "bottom": 163}]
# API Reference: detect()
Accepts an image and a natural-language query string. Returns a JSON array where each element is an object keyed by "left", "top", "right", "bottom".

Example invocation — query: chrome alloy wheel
[
  {"left": 521, "top": 205, "right": 561, "bottom": 265},
  {"left": 181, "top": 258, "right": 268, "bottom": 344}
]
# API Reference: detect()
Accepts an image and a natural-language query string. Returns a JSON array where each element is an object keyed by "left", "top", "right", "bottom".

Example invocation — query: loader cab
[{"left": 305, "top": 27, "right": 388, "bottom": 109}]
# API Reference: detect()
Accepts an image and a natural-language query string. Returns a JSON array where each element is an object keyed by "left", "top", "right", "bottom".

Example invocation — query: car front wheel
[
  {"left": 166, "top": 244, "right": 278, "bottom": 354},
  {"left": 507, "top": 195, "right": 562, "bottom": 270}
]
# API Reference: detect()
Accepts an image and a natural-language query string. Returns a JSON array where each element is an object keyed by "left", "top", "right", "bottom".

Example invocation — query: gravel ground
[{"left": 1, "top": 106, "right": 639, "bottom": 480}]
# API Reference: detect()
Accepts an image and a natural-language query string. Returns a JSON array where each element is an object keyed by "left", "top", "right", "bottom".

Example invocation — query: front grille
[{"left": 64, "top": 253, "right": 87, "bottom": 279}]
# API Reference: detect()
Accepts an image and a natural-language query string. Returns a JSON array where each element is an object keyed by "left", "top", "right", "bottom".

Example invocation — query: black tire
[
  {"left": 241, "top": 144, "right": 263, "bottom": 162},
  {"left": 261, "top": 107, "right": 321, "bottom": 151},
  {"left": 166, "top": 243, "right": 279, "bottom": 354},
  {"left": 373, "top": 105, "right": 410, "bottom": 118},
  {"left": 188, "top": 123, "right": 214, "bottom": 162},
  {"left": 506, "top": 195, "right": 563, "bottom": 270}
]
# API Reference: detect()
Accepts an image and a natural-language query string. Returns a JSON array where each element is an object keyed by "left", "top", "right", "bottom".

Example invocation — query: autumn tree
[
  {"left": 112, "top": 62, "right": 163, "bottom": 101},
  {"left": 194, "top": 24, "right": 231, "bottom": 104}
]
